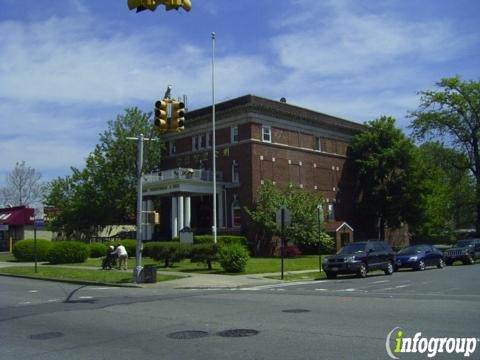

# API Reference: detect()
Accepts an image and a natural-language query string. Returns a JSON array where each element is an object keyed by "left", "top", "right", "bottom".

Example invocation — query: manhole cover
[
  {"left": 167, "top": 331, "right": 209, "bottom": 339},
  {"left": 282, "top": 309, "right": 310, "bottom": 313},
  {"left": 29, "top": 332, "right": 64, "bottom": 340},
  {"left": 217, "top": 329, "right": 259, "bottom": 338}
]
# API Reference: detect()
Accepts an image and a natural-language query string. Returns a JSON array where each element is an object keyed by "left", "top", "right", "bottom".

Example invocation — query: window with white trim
[
  {"left": 231, "top": 199, "right": 241, "bottom": 228},
  {"left": 314, "top": 137, "right": 321, "bottom": 151},
  {"left": 232, "top": 160, "right": 239, "bottom": 183},
  {"left": 231, "top": 126, "right": 238, "bottom": 143},
  {"left": 262, "top": 125, "right": 271, "bottom": 143}
]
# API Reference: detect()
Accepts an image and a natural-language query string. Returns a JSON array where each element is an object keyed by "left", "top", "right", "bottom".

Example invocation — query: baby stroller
[{"left": 102, "top": 251, "right": 118, "bottom": 270}]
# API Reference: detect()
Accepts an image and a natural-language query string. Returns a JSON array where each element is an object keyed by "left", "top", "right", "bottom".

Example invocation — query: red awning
[{"left": 0, "top": 206, "right": 34, "bottom": 226}]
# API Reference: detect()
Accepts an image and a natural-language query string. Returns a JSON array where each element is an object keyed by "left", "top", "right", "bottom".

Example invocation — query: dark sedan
[{"left": 395, "top": 244, "right": 445, "bottom": 271}]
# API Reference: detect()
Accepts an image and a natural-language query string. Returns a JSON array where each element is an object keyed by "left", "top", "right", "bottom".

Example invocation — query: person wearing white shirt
[{"left": 111, "top": 244, "right": 128, "bottom": 270}]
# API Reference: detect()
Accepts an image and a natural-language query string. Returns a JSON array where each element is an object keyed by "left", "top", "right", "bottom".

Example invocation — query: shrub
[
  {"left": 112, "top": 239, "right": 137, "bottom": 257},
  {"left": 89, "top": 243, "right": 107, "bottom": 258},
  {"left": 13, "top": 239, "right": 52, "bottom": 262},
  {"left": 284, "top": 244, "right": 302, "bottom": 257},
  {"left": 194, "top": 235, "right": 247, "bottom": 246},
  {"left": 145, "top": 242, "right": 190, "bottom": 267},
  {"left": 218, "top": 243, "right": 250, "bottom": 273},
  {"left": 48, "top": 241, "right": 89, "bottom": 264},
  {"left": 190, "top": 243, "right": 219, "bottom": 270}
]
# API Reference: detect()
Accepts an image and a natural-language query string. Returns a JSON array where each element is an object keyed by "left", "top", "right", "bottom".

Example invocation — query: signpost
[
  {"left": 276, "top": 206, "right": 291, "bottom": 280},
  {"left": 317, "top": 205, "right": 324, "bottom": 272},
  {"left": 33, "top": 217, "right": 45, "bottom": 273}
]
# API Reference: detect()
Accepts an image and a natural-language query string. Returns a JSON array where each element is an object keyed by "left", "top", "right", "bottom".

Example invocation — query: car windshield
[
  {"left": 455, "top": 240, "right": 473, "bottom": 248},
  {"left": 337, "top": 243, "right": 366, "bottom": 254},
  {"left": 397, "top": 246, "right": 424, "bottom": 255}
]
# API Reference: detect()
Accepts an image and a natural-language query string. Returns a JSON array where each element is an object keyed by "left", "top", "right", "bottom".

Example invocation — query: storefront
[{"left": 0, "top": 206, "right": 34, "bottom": 252}]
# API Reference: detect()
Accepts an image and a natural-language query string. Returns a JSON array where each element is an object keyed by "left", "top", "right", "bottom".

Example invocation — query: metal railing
[{"left": 143, "top": 168, "right": 223, "bottom": 183}]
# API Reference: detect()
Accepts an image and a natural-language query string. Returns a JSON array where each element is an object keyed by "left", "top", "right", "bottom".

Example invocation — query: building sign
[{"left": 0, "top": 225, "right": 8, "bottom": 231}]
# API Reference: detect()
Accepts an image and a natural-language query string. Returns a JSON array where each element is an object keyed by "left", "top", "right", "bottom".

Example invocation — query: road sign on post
[{"left": 276, "top": 206, "right": 291, "bottom": 280}]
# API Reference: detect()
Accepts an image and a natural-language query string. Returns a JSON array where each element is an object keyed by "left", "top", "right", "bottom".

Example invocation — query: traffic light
[
  {"left": 164, "top": 0, "right": 192, "bottom": 11},
  {"left": 172, "top": 101, "right": 185, "bottom": 131},
  {"left": 128, "top": 0, "right": 158, "bottom": 12},
  {"left": 128, "top": 0, "right": 191, "bottom": 12},
  {"left": 154, "top": 99, "right": 168, "bottom": 131},
  {"left": 147, "top": 211, "right": 160, "bottom": 224}
]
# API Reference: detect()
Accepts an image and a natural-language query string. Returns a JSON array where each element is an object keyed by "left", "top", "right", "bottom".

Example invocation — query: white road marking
[
  {"left": 19, "top": 301, "right": 31, "bottom": 305},
  {"left": 78, "top": 296, "right": 93, "bottom": 299},
  {"left": 48, "top": 299, "right": 60, "bottom": 302},
  {"left": 315, "top": 288, "right": 328, "bottom": 291},
  {"left": 371, "top": 280, "right": 389, "bottom": 284},
  {"left": 395, "top": 285, "right": 410, "bottom": 288},
  {"left": 28, "top": 290, "right": 38, "bottom": 293},
  {"left": 89, "top": 287, "right": 113, "bottom": 290}
]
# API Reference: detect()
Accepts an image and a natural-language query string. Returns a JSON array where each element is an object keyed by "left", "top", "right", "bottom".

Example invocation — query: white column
[
  {"left": 218, "top": 190, "right": 224, "bottom": 228},
  {"left": 178, "top": 195, "right": 184, "bottom": 232},
  {"left": 185, "top": 196, "right": 191, "bottom": 228},
  {"left": 171, "top": 197, "right": 178, "bottom": 238}
]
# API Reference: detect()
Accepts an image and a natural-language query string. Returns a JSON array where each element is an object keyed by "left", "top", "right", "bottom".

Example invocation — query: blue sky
[{"left": 0, "top": 0, "right": 479, "bottom": 185}]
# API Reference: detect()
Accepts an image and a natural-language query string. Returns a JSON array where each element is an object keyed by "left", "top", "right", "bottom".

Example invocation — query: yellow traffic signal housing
[
  {"left": 154, "top": 100, "right": 169, "bottom": 131},
  {"left": 128, "top": 0, "right": 158, "bottom": 12},
  {"left": 164, "top": 0, "right": 192, "bottom": 11},
  {"left": 172, "top": 101, "right": 185, "bottom": 131},
  {"left": 128, "top": 0, "right": 191, "bottom": 12},
  {"left": 147, "top": 211, "right": 160, "bottom": 224}
]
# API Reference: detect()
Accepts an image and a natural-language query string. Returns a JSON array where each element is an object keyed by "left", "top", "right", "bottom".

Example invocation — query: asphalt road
[{"left": 1, "top": 264, "right": 479, "bottom": 360}]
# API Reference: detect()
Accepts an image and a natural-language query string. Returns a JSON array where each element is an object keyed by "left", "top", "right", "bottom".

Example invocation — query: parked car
[
  {"left": 322, "top": 241, "right": 395, "bottom": 279},
  {"left": 444, "top": 238, "right": 480, "bottom": 265},
  {"left": 395, "top": 244, "right": 445, "bottom": 271}
]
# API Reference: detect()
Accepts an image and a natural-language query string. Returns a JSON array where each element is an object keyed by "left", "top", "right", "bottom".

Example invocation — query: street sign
[
  {"left": 275, "top": 207, "right": 291, "bottom": 229},
  {"left": 34, "top": 219, "right": 45, "bottom": 229}
]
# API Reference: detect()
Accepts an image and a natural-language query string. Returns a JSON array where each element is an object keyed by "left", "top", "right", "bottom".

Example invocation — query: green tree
[
  {"left": 245, "top": 181, "right": 333, "bottom": 255},
  {"left": 45, "top": 108, "right": 163, "bottom": 239},
  {"left": 409, "top": 76, "right": 480, "bottom": 232},
  {"left": 414, "top": 142, "right": 475, "bottom": 239},
  {"left": 350, "top": 116, "right": 428, "bottom": 240}
]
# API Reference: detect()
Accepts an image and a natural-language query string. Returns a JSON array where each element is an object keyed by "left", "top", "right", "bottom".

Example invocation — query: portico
[{"left": 142, "top": 168, "right": 226, "bottom": 239}]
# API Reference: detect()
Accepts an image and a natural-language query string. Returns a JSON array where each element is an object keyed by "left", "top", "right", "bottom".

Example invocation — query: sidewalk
[{"left": 0, "top": 260, "right": 317, "bottom": 289}]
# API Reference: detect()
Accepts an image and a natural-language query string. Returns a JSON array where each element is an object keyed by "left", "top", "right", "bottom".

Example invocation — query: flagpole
[{"left": 211, "top": 32, "right": 217, "bottom": 244}]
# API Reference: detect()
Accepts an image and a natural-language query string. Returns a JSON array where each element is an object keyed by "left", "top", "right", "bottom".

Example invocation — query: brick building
[{"left": 141, "top": 95, "right": 365, "bottom": 244}]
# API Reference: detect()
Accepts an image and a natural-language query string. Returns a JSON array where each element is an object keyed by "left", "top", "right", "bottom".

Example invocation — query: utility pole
[{"left": 127, "top": 134, "right": 157, "bottom": 283}]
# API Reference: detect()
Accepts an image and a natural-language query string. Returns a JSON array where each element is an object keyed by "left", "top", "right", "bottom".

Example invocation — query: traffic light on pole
[
  {"left": 154, "top": 100, "right": 168, "bottom": 131},
  {"left": 172, "top": 101, "right": 185, "bottom": 131},
  {"left": 128, "top": 0, "right": 158, "bottom": 12},
  {"left": 163, "top": 0, "right": 192, "bottom": 11}
]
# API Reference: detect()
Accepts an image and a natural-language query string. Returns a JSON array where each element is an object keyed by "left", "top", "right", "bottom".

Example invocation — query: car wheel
[
  {"left": 416, "top": 260, "right": 426, "bottom": 271},
  {"left": 437, "top": 258, "right": 445, "bottom": 269},
  {"left": 357, "top": 263, "right": 368, "bottom": 278},
  {"left": 384, "top": 261, "right": 394, "bottom": 275},
  {"left": 326, "top": 272, "right": 337, "bottom": 279}
]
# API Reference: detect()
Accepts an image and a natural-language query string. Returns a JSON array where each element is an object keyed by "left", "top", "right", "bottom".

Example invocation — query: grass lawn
[
  {"left": 0, "top": 266, "right": 181, "bottom": 284},
  {"left": 0, "top": 252, "right": 17, "bottom": 262},
  {"left": 155, "top": 255, "right": 324, "bottom": 274}
]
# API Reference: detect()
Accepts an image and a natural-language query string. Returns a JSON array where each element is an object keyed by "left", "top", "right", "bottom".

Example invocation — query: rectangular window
[
  {"left": 315, "top": 137, "right": 321, "bottom": 151},
  {"left": 232, "top": 160, "right": 239, "bottom": 183},
  {"left": 207, "top": 132, "right": 212, "bottom": 148},
  {"left": 193, "top": 136, "right": 199, "bottom": 151},
  {"left": 200, "top": 134, "right": 206, "bottom": 149},
  {"left": 169, "top": 141, "right": 176, "bottom": 155},
  {"left": 262, "top": 125, "right": 271, "bottom": 143},
  {"left": 231, "top": 126, "right": 238, "bottom": 143}
]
